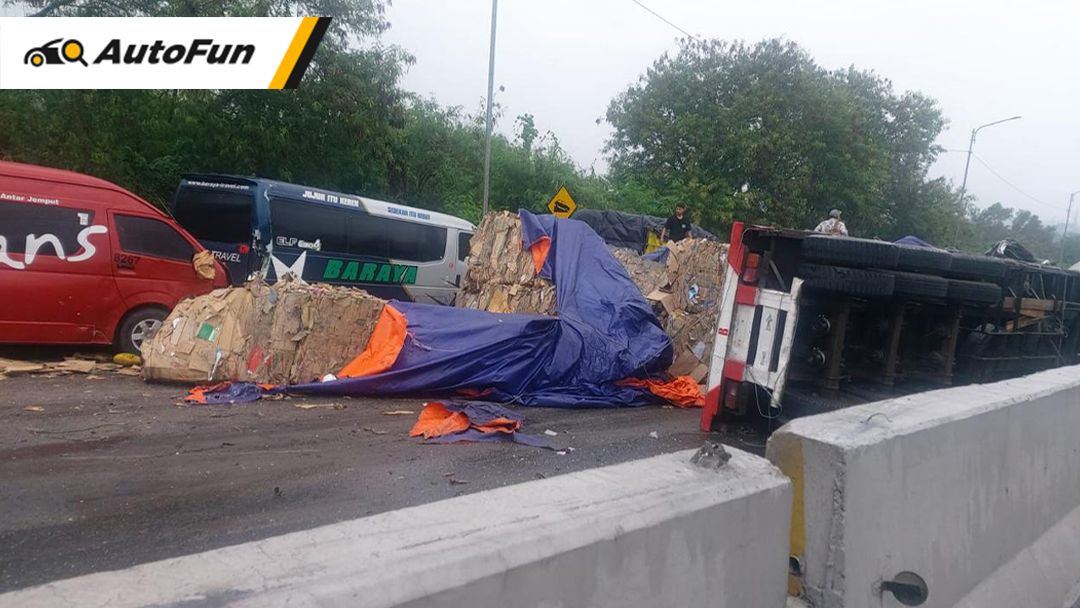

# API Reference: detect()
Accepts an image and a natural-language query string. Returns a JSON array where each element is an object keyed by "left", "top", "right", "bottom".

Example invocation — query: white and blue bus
[{"left": 171, "top": 174, "right": 474, "bottom": 305}]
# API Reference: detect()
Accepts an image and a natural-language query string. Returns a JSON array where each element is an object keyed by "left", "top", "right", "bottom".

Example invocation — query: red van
[{"left": 0, "top": 161, "right": 227, "bottom": 353}]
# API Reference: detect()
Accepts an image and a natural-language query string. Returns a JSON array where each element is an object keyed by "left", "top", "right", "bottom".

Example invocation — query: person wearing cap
[{"left": 814, "top": 209, "right": 848, "bottom": 236}]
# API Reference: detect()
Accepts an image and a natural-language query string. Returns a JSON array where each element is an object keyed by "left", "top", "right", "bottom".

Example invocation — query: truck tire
[
  {"left": 117, "top": 307, "right": 168, "bottom": 355},
  {"left": 802, "top": 235, "right": 899, "bottom": 269},
  {"left": 799, "top": 264, "right": 894, "bottom": 298},
  {"left": 947, "top": 254, "right": 1008, "bottom": 281},
  {"left": 946, "top": 279, "right": 1002, "bottom": 306},
  {"left": 889, "top": 271, "right": 948, "bottom": 301},
  {"left": 896, "top": 244, "right": 952, "bottom": 273}
]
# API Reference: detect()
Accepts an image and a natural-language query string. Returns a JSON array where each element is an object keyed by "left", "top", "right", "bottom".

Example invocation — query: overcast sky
[{"left": 384, "top": 0, "right": 1080, "bottom": 225}]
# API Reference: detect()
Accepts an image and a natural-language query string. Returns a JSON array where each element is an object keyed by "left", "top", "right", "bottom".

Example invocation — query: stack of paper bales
[{"left": 142, "top": 278, "right": 384, "bottom": 385}]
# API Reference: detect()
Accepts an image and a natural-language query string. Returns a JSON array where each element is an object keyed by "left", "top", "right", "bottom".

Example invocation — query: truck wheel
[
  {"left": 889, "top": 271, "right": 948, "bottom": 301},
  {"left": 946, "top": 279, "right": 1002, "bottom": 306},
  {"left": 947, "top": 254, "right": 1007, "bottom": 281},
  {"left": 802, "top": 235, "right": 900, "bottom": 269},
  {"left": 896, "top": 244, "right": 952, "bottom": 273},
  {"left": 117, "top": 307, "right": 168, "bottom": 355},
  {"left": 799, "top": 264, "right": 894, "bottom": 298}
]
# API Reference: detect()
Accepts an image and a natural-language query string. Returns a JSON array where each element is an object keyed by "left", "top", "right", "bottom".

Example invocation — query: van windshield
[{"left": 173, "top": 187, "right": 253, "bottom": 244}]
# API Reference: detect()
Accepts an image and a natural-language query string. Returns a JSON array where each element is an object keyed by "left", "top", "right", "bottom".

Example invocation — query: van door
[
  {"left": 109, "top": 212, "right": 201, "bottom": 308},
  {"left": 0, "top": 195, "right": 120, "bottom": 345}
]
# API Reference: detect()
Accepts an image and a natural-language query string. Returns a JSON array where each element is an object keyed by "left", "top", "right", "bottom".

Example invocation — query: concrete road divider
[
  {"left": 2, "top": 448, "right": 792, "bottom": 608},
  {"left": 768, "top": 366, "right": 1080, "bottom": 608}
]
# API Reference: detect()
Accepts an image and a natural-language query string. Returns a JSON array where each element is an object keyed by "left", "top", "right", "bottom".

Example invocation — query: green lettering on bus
[
  {"left": 323, "top": 259, "right": 343, "bottom": 280},
  {"left": 375, "top": 264, "right": 392, "bottom": 283},
  {"left": 321, "top": 258, "right": 419, "bottom": 285},
  {"left": 359, "top": 262, "right": 377, "bottom": 282},
  {"left": 341, "top": 261, "right": 359, "bottom": 281}
]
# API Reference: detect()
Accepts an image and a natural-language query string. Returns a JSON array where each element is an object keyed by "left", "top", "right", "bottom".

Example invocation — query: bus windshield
[{"left": 172, "top": 187, "right": 253, "bottom": 244}]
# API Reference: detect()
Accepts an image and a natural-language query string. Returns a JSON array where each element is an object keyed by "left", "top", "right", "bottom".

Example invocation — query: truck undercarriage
[{"left": 703, "top": 224, "right": 1080, "bottom": 430}]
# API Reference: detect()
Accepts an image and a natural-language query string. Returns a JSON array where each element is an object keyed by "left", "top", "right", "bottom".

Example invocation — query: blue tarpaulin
[{"left": 290, "top": 210, "right": 676, "bottom": 407}]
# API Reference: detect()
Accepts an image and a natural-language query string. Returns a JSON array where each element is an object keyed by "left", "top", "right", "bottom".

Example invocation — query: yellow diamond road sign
[{"left": 546, "top": 186, "right": 577, "bottom": 219}]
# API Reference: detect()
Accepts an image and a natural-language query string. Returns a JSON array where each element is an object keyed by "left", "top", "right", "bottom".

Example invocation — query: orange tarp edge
[
  {"left": 409, "top": 402, "right": 521, "bottom": 438},
  {"left": 529, "top": 236, "right": 551, "bottom": 274},
  {"left": 409, "top": 402, "right": 471, "bottom": 438},
  {"left": 619, "top": 376, "right": 704, "bottom": 407},
  {"left": 338, "top": 304, "right": 408, "bottom": 378}
]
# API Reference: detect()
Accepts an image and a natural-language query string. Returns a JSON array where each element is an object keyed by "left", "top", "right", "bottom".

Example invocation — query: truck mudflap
[{"left": 702, "top": 221, "right": 802, "bottom": 431}]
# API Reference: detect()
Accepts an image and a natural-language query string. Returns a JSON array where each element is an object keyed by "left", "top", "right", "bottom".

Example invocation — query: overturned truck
[{"left": 702, "top": 223, "right": 1080, "bottom": 430}]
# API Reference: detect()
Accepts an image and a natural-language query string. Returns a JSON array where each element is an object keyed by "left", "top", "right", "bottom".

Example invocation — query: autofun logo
[
  {"left": 24, "top": 38, "right": 87, "bottom": 67},
  {"left": 25, "top": 38, "right": 255, "bottom": 67},
  {"left": 0, "top": 17, "right": 332, "bottom": 89}
]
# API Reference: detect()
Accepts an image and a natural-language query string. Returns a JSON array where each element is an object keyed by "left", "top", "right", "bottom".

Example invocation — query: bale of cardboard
[
  {"left": 457, "top": 212, "right": 728, "bottom": 382},
  {"left": 142, "top": 277, "right": 384, "bottom": 385},
  {"left": 456, "top": 211, "right": 559, "bottom": 315}
]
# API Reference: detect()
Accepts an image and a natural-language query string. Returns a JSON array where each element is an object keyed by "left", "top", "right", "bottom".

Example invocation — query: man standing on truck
[
  {"left": 661, "top": 203, "right": 691, "bottom": 243},
  {"left": 814, "top": 209, "right": 849, "bottom": 236}
]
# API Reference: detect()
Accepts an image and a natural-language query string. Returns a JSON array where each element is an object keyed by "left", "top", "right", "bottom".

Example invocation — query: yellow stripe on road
[{"left": 269, "top": 17, "right": 318, "bottom": 89}]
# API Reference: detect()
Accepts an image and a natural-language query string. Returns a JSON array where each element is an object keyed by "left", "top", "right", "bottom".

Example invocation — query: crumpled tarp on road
[
  {"left": 410, "top": 401, "right": 558, "bottom": 449},
  {"left": 194, "top": 210, "right": 702, "bottom": 408}
]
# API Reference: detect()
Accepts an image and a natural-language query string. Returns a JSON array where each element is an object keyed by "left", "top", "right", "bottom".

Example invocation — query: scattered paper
[
  {"left": 23, "top": 405, "right": 45, "bottom": 412},
  {"left": 293, "top": 403, "right": 346, "bottom": 411},
  {"left": 648, "top": 431, "right": 659, "bottom": 439},
  {"left": 381, "top": 410, "right": 415, "bottom": 416},
  {"left": 544, "top": 429, "right": 558, "bottom": 436}
]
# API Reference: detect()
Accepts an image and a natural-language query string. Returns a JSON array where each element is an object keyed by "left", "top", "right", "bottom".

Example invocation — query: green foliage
[{"left": 604, "top": 38, "right": 963, "bottom": 240}]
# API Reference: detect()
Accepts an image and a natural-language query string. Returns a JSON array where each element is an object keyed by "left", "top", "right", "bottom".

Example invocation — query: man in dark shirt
[{"left": 661, "top": 203, "right": 690, "bottom": 243}]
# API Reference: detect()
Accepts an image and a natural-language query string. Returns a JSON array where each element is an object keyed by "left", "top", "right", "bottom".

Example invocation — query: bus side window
[
  {"left": 458, "top": 232, "right": 471, "bottom": 262},
  {"left": 387, "top": 221, "right": 446, "bottom": 262},
  {"left": 269, "top": 198, "right": 347, "bottom": 254},
  {"left": 347, "top": 214, "right": 390, "bottom": 258}
]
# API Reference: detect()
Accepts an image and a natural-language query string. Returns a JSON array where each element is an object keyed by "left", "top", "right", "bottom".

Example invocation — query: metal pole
[
  {"left": 1061, "top": 191, "right": 1079, "bottom": 265},
  {"left": 480, "top": 0, "right": 498, "bottom": 217},
  {"left": 952, "top": 129, "right": 977, "bottom": 246},
  {"left": 951, "top": 116, "right": 1022, "bottom": 247}
]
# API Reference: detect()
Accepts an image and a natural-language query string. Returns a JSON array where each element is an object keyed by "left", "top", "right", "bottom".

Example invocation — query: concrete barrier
[
  {"left": 2, "top": 447, "right": 792, "bottom": 608},
  {"left": 768, "top": 366, "right": 1080, "bottom": 608}
]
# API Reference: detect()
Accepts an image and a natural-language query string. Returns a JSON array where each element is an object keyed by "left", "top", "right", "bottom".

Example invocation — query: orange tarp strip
[
  {"left": 529, "top": 236, "right": 551, "bottom": 274},
  {"left": 473, "top": 417, "right": 520, "bottom": 434},
  {"left": 338, "top": 304, "right": 408, "bottom": 378},
  {"left": 409, "top": 402, "right": 471, "bottom": 438},
  {"left": 619, "top": 376, "right": 705, "bottom": 407}
]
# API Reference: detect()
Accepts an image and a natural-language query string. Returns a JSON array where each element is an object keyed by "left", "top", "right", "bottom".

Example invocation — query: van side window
[
  {"left": 0, "top": 203, "right": 95, "bottom": 255},
  {"left": 115, "top": 215, "right": 195, "bottom": 262},
  {"left": 269, "top": 198, "right": 347, "bottom": 254},
  {"left": 458, "top": 232, "right": 472, "bottom": 262}
]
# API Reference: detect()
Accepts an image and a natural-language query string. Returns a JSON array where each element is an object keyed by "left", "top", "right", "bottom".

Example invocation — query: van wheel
[{"left": 117, "top": 307, "right": 167, "bottom": 355}]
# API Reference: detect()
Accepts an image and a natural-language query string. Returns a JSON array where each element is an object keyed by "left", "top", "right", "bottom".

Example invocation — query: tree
[{"left": 604, "top": 38, "right": 963, "bottom": 239}]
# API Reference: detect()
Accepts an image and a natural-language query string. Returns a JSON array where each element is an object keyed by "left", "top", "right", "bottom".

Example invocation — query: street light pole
[
  {"left": 953, "top": 115, "right": 1022, "bottom": 246},
  {"left": 480, "top": 0, "right": 499, "bottom": 217},
  {"left": 1060, "top": 191, "right": 1080, "bottom": 265}
]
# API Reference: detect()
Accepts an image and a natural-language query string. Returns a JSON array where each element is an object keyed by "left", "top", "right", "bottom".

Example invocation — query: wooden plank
[{"left": 1004, "top": 297, "right": 1057, "bottom": 312}]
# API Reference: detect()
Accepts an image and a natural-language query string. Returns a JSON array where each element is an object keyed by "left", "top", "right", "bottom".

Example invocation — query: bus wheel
[{"left": 117, "top": 307, "right": 168, "bottom": 355}]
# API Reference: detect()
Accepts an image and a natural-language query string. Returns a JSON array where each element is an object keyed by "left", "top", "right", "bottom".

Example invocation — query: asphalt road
[{"left": 0, "top": 373, "right": 766, "bottom": 592}]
